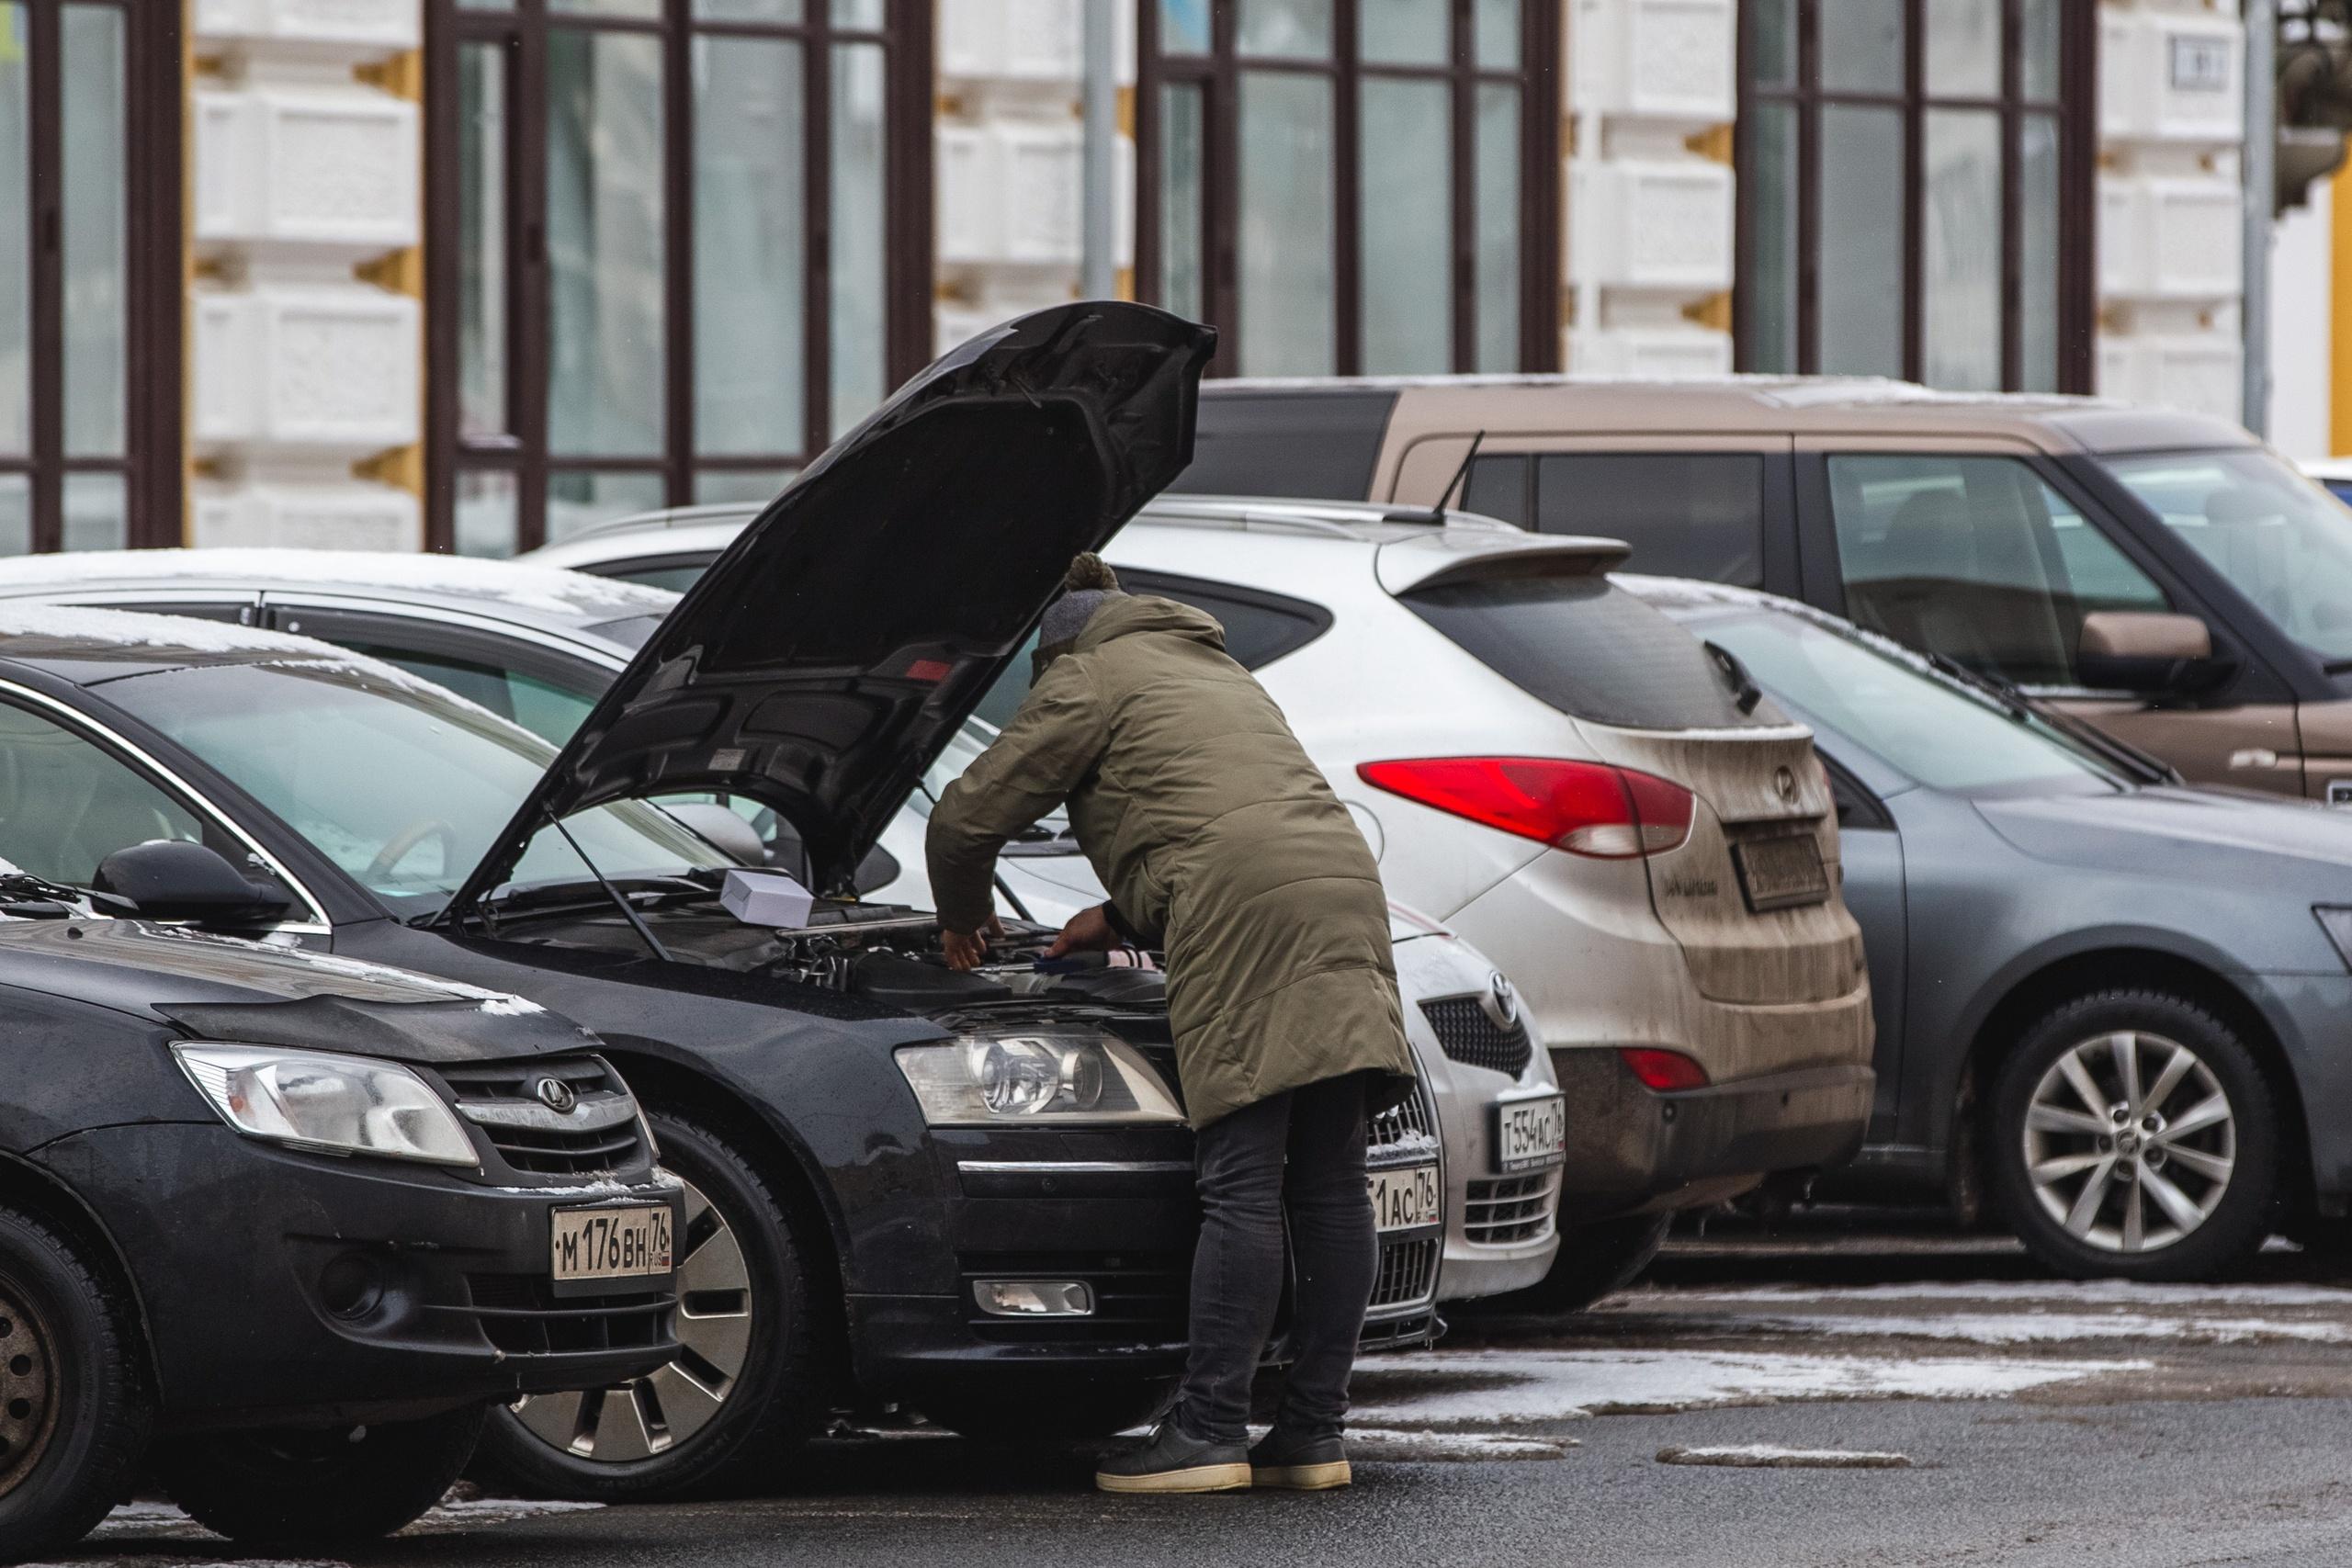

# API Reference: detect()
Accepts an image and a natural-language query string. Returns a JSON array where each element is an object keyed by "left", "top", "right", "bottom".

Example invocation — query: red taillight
[
  {"left": 1356, "top": 757, "right": 1694, "bottom": 859},
  {"left": 1619, "top": 1047, "right": 1711, "bottom": 1091}
]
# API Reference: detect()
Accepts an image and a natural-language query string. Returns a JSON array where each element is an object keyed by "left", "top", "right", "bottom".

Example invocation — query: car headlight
[
  {"left": 173, "top": 1043, "right": 479, "bottom": 1168},
  {"left": 895, "top": 1034, "right": 1187, "bottom": 1125}
]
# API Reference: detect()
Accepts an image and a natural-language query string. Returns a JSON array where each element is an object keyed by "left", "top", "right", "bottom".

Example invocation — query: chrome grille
[
  {"left": 1419, "top": 998, "right": 1533, "bottom": 1077},
  {"left": 1369, "top": 1235, "right": 1440, "bottom": 1311},
  {"left": 437, "top": 1056, "right": 647, "bottom": 1177},
  {"left": 1367, "top": 1076, "right": 1438, "bottom": 1159},
  {"left": 1464, "top": 1170, "right": 1561, "bottom": 1247}
]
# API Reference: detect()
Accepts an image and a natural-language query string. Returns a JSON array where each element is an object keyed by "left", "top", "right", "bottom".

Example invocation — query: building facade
[{"left": 0, "top": 0, "right": 2258, "bottom": 553}]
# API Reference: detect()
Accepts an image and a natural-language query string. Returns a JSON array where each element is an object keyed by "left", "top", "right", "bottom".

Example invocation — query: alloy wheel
[
  {"left": 510, "top": 1174, "right": 753, "bottom": 1464},
  {"left": 2022, "top": 1030, "right": 2235, "bottom": 1254},
  {"left": 0, "top": 1280, "right": 57, "bottom": 1499}
]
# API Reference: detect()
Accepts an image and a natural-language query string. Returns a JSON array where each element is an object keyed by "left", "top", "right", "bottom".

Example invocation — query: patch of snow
[
  {"left": 0, "top": 547, "right": 677, "bottom": 622},
  {"left": 1656, "top": 1444, "right": 1913, "bottom": 1470},
  {"left": 478, "top": 994, "right": 547, "bottom": 1016},
  {"left": 1349, "top": 1427, "right": 1576, "bottom": 1461},
  {"left": 1681, "top": 1310, "right": 2352, "bottom": 1347},
  {"left": 0, "top": 602, "right": 334, "bottom": 657},
  {"left": 1644, "top": 1280, "right": 2352, "bottom": 1311},
  {"left": 125, "top": 923, "right": 544, "bottom": 1012},
  {"left": 1349, "top": 1348, "right": 2143, "bottom": 1427}
]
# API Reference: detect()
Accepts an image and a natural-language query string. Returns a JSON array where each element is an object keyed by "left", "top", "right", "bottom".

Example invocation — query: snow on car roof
[
  {"left": 0, "top": 547, "right": 678, "bottom": 623},
  {"left": 0, "top": 602, "right": 481, "bottom": 700}
]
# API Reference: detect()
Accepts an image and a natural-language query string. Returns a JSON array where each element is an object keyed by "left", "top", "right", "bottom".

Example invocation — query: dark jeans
[{"left": 1173, "top": 1072, "right": 1376, "bottom": 1447}]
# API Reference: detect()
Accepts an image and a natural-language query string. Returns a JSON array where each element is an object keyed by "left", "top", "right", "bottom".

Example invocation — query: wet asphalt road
[{"left": 57, "top": 1213, "right": 2352, "bottom": 1568}]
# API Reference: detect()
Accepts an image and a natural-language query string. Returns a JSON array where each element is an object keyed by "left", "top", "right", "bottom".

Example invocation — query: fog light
[
  {"left": 317, "top": 1253, "right": 386, "bottom": 1321},
  {"left": 974, "top": 1280, "right": 1094, "bottom": 1317}
]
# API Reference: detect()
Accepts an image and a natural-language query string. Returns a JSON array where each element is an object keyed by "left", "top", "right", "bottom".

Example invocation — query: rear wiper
[{"left": 1702, "top": 641, "right": 1765, "bottom": 715}]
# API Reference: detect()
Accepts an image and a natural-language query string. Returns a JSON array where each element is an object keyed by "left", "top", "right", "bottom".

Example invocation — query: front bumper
[
  {"left": 848, "top": 1116, "right": 1441, "bottom": 1401},
  {"left": 38, "top": 1122, "right": 683, "bottom": 1430},
  {"left": 1547, "top": 1052, "right": 1874, "bottom": 1223}
]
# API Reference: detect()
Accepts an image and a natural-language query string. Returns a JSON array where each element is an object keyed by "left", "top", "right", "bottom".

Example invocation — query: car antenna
[
  {"left": 543, "top": 807, "right": 673, "bottom": 963},
  {"left": 1428, "top": 430, "right": 1487, "bottom": 519}
]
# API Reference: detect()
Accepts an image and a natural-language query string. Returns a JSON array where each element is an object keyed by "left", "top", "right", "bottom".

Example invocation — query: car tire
[
  {"left": 0, "top": 1206, "right": 150, "bottom": 1566},
  {"left": 153, "top": 1404, "right": 482, "bottom": 1549},
  {"left": 916, "top": 1381, "right": 1171, "bottom": 1444},
  {"left": 472, "top": 1111, "right": 821, "bottom": 1502},
  {"left": 1474, "top": 1213, "right": 1673, "bottom": 1316},
  {"left": 1991, "top": 989, "right": 2279, "bottom": 1282}
]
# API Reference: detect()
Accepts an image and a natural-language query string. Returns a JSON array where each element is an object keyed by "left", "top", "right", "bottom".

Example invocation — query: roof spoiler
[{"left": 1377, "top": 536, "right": 1631, "bottom": 596}]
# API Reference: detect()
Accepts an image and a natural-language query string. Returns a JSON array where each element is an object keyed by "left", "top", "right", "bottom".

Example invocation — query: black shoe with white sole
[
  {"left": 1248, "top": 1428, "right": 1351, "bottom": 1491},
  {"left": 1094, "top": 1424, "right": 1250, "bottom": 1495}
]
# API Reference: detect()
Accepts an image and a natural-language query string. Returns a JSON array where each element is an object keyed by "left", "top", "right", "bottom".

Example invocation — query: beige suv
[{"left": 1181, "top": 378, "right": 2352, "bottom": 801}]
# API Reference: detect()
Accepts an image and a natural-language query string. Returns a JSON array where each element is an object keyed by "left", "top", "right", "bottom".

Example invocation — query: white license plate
[
  {"left": 551, "top": 1204, "right": 674, "bottom": 1284},
  {"left": 1495, "top": 1093, "right": 1566, "bottom": 1173},
  {"left": 1367, "top": 1162, "right": 1441, "bottom": 1234}
]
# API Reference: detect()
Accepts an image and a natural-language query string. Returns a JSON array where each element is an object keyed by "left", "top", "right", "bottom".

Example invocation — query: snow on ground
[
  {"left": 1347, "top": 1427, "right": 1577, "bottom": 1461},
  {"left": 1653, "top": 1310, "right": 2352, "bottom": 1346},
  {"left": 1654, "top": 1444, "right": 1913, "bottom": 1469},
  {"left": 1635, "top": 1280, "right": 2352, "bottom": 1310},
  {"left": 87, "top": 1495, "right": 604, "bottom": 1544},
  {"left": 1348, "top": 1348, "right": 2143, "bottom": 1427}
]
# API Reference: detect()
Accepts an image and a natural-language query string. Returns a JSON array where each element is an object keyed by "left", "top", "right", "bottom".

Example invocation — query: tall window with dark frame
[
  {"left": 425, "top": 0, "right": 932, "bottom": 556},
  {"left": 1736, "top": 0, "right": 2093, "bottom": 392},
  {"left": 1136, "top": 0, "right": 1559, "bottom": 378},
  {"left": 0, "top": 0, "right": 180, "bottom": 554}
]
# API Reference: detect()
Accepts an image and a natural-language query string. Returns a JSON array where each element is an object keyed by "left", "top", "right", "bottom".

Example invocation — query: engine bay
[{"left": 493, "top": 889, "right": 1169, "bottom": 1020}]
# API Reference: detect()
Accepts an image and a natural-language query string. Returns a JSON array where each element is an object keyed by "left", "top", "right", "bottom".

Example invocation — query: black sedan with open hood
[
  {"left": 0, "top": 306, "right": 1264, "bottom": 1503},
  {"left": 0, "top": 883, "right": 678, "bottom": 1562}
]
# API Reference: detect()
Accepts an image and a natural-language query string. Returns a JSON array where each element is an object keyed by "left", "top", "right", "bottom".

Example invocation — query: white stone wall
[
  {"left": 189, "top": 0, "right": 421, "bottom": 549},
  {"left": 1563, "top": 0, "right": 1737, "bottom": 375},
  {"left": 2267, "top": 180, "right": 2332, "bottom": 457},
  {"left": 934, "top": 0, "right": 1134, "bottom": 353},
  {"left": 2097, "top": 0, "right": 2248, "bottom": 423}
]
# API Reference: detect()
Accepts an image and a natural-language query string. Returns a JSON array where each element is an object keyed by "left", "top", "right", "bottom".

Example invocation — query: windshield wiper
[{"left": 1926, "top": 652, "right": 2177, "bottom": 785}]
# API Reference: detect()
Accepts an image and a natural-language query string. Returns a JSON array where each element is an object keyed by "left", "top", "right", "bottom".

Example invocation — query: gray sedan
[{"left": 1629, "top": 577, "right": 2352, "bottom": 1281}]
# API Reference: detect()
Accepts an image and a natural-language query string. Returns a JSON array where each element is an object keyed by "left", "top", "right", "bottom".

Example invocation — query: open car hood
[{"left": 445, "top": 303, "right": 1215, "bottom": 914}]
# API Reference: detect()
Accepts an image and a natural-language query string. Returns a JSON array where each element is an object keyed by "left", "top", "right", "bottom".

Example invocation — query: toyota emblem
[
  {"left": 535, "top": 1076, "right": 579, "bottom": 1114},
  {"left": 1774, "top": 765, "right": 1798, "bottom": 801},
  {"left": 1486, "top": 972, "right": 1520, "bottom": 1027}
]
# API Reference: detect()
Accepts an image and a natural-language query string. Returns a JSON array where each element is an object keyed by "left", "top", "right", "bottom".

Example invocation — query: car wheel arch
[
  {"left": 1947, "top": 947, "right": 2312, "bottom": 1223},
  {"left": 591, "top": 1052, "right": 853, "bottom": 1364},
  {"left": 0, "top": 1150, "right": 160, "bottom": 1401}
]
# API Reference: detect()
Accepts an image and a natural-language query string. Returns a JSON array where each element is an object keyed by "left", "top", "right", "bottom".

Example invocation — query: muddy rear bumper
[{"left": 1547, "top": 1052, "right": 1873, "bottom": 1224}]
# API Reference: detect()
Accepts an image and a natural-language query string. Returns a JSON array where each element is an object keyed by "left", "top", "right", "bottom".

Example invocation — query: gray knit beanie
[{"left": 1036, "top": 553, "right": 1124, "bottom": 655}]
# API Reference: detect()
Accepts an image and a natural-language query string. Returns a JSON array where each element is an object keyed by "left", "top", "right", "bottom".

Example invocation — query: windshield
[
  {"left": 1689, "top": 609, "right": 2124, "bottom": 795},
  {"left": 2103, "top": 447, "right": 2352, "bottom": 662},
  {"left": 103, "top": 660, "right": 731, "bottom": 914}
]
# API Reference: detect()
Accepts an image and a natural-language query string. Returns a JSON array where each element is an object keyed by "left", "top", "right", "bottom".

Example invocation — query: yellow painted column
[{"left": 2332, "top": 144, "right": 2352, "bottom": 456}]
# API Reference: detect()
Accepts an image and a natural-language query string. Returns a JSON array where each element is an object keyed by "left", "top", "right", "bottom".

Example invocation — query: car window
[
  {"left": 341, "top": 643, "right": 598, "bottom": 748},
  {"left": 1690, "top": 608, "right": 2121, "bottom": 795},
  {"left": 0, "top": 700, "right": 223, "bottom": 888},
  {"left": 599, "top": 559, "right": 717, "bottom": 594},
  {"left": 1404, "top": 574, "right": 1787, "bottom": 731},
  {"left": 1463, "top": 455, "right": 1531, "bottom": 524},
  {"left": 103, "top": 661, "right": 729, "bottom": 913},
  {"left": 2103, "top": 448, "right": 2352, "bottom": 664},
  {"left": 1177, "top": 389, "right": 1398, "bottom": 498},
  {"left": 1828, "top": 454, "right": 2171, "bottom": 686},
  {"left": 1533, "top": 454, "right": 1768, "bottom": 588}
]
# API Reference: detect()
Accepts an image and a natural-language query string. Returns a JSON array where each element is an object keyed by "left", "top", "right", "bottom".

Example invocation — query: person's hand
[
  {"left": 1046, "top": 903, "right": 1119, "bottom": 960},
  {"left": 941, "top": 915, "right": 1003, "bottom": 972}
]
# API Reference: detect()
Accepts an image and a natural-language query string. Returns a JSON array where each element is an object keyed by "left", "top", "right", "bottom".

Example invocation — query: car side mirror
[
  {"left": 2075, "top": 612, "right": 2229, "bottom": 694},
  {"left": 93, "top": 840, "right": 293, "bottom": 926}
]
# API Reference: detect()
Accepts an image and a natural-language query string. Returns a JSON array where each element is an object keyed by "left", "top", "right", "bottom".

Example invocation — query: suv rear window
[
  {"left": 1176, "top": 389, "right": 1398, "bottom": 499},
  {"left": 1463, "top": 453, "right": 1767, "bottom": 586},
  {"left": 1403, "top": 574, "right": 1785, "bottom": 731}
]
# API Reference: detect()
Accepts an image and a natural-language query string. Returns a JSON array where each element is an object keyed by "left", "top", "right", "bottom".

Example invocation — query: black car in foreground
[
  {"left": 0, "top": 306, "right": 1434, "bottom": 1501},
  {"left": 0, "top": 876, "right": 679, "bottom": 1562}
]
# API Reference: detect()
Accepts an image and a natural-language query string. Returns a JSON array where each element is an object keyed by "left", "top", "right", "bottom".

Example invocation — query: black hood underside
[{"left": 446, "top": 303, "right": 1216, "bottom": 912}]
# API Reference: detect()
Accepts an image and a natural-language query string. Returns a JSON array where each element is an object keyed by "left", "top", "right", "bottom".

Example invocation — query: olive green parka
[{"left": 925, "top": 594, "right": 1417, "bottom": 1127}]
